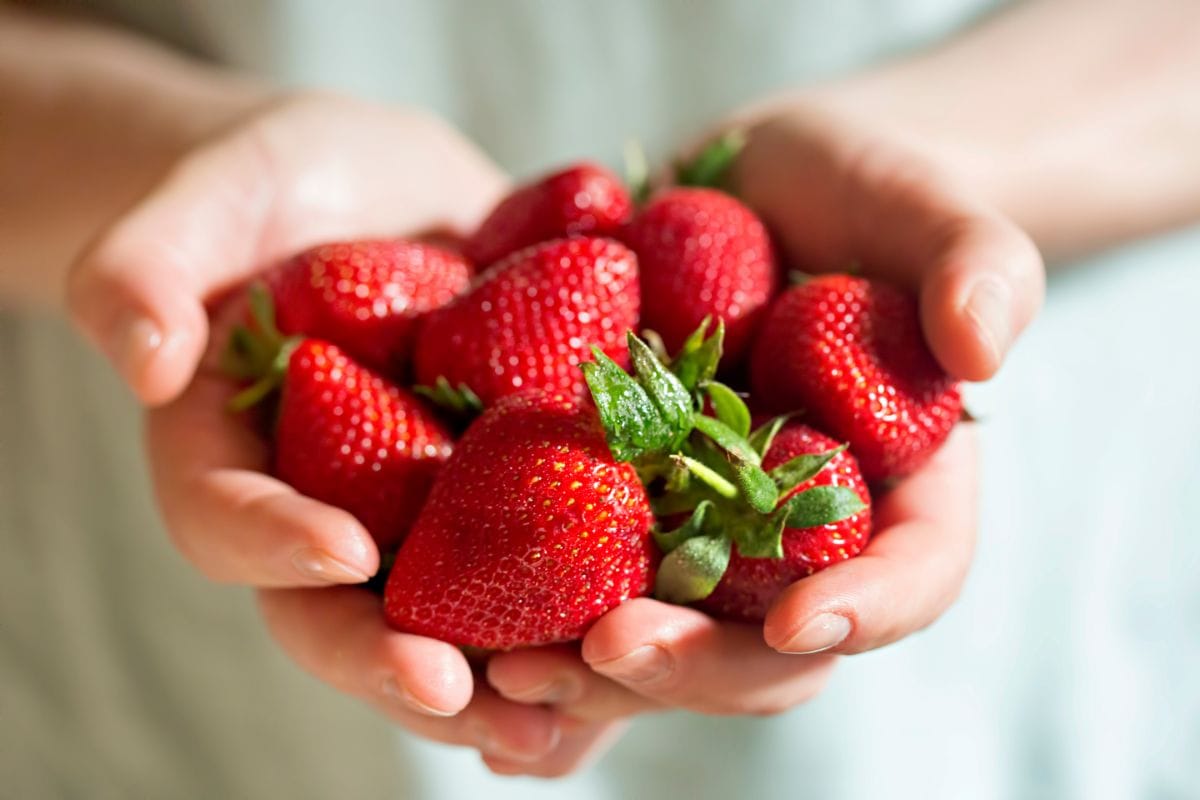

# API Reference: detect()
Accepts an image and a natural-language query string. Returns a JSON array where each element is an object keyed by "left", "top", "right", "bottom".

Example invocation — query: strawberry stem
[{"left": 624, "top": 139, "right": 651, "bottom": 204}]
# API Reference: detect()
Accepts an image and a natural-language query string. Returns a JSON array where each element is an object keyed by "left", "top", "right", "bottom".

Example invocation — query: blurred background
[{"left": 2, "top": 1, "right": 1197, "bottom": 798}]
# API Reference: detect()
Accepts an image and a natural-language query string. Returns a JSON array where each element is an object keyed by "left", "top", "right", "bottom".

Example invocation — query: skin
[{"left": 4, "top": 0, "right": 1200, "bottom": 778}]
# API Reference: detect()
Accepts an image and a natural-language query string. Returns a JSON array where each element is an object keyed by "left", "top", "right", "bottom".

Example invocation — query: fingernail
[
  {"left": 964, "top": 278, "right": 1012, "bottom": 366},
  {"left": 470, "top": 722, "right": 558, "bottom": 764},
  {"left": 110, "top": 315, "right": 163, "bottom": 383},
  {"left": 382, "top": 676, "right": 457, "bottom": 717},
  {"left": 498, "top": 678, "right": 570, "bottom": 704},
  {"left": 590, "top": 645, "right": 672, "bottom": 684},
  {"left": 777, "top": 612, "right": 851, "bottom": 654},
  {"left": 291, "top": 548, "right": 371, "bottom": 584}
]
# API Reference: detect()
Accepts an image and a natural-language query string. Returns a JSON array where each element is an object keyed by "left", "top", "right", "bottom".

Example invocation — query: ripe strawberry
[
  {"left": 621, "top": 187, "right": 779, "bottom": 364},
  {"left": 413, "top": 237, "right": 640, "bottom": 408},
  {"left": 384, "top": 392, "right": 656, "bottom": 650},
  {"left": 226, "top": 288, "right": 453, "bottom": 551},
  {"left": 465, "top": 162, "right": 632, "bottom": 267},
  {"left": 750, "top": 275, "right": 962, "bottom": 482},
  {"left": 698, "top": 423, "right": 871, "bottom": 622},
  {"left": 271, "top": 238, "right": 471, "bottom": 375}
]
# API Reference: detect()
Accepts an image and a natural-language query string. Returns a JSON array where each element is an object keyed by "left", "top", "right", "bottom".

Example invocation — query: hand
[
  {"left": 483, "top": 99, "right": 1042, "bottom": 773},
  {"left": 66, "top": 92, "right": 616, "bottom": 766}
]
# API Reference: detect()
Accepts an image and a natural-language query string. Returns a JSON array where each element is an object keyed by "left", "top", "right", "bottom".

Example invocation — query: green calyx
[
  {"left": 222, "top": 282, "right": 301, "bottom": 413},
  {"left": 674, "top": 129, "right": 746, "bottom": 191},
  {"left": 414, "top": 376, "right": 483, "bottom": 417},
  {"left": 624, "top": 138, "right": 652, "bottom": 205},
  {"left": 581, "top": 319, "right": 866, "bottom": 605}
]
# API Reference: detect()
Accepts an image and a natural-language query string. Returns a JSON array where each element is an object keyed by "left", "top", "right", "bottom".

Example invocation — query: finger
[
  {"left": 258, "top": 587, "right": 473, "bottom": 717},
  {"left": 580, "top": 599, "right": 838, "bottom": 716},
  {"left": 732, "top": 112, "right": 1044, "bottom": 381},
  {"left": 763, "top": 423, "right": 979, "bottom": 655},
  {"left": 67, "top": 96, "right": 507, "bottom": 406},
  {"left": 262, "top": 588, "right": 565, "bottom": 761},
  {"left": 382, "top": 685, "right": 565, "bottom": 764},
  {"left": 487, "top": 646, "right": 658, "bottom": 722},
  {"left": 915, "top": 211, "right": 1044, "bottom": 381},
  {"left": 146, "top": 372, "right": 378, "bottom": 585},
  {"left": 481, "top": 720, "right": 630, "bottom": 778},
  {"left": 66, "top": 131, "right": 273, "bottom": 405}
]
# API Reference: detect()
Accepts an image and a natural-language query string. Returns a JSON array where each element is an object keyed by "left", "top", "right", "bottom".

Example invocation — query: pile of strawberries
[{"left": 225, "top": 146, "right": 963, "bottom": 651}]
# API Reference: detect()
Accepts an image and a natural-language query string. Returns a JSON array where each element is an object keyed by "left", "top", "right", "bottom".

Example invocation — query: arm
[
  {"left": 796, "top": 0, "right": 1200, "bottom": 260},
  {"left": 0, "top": 5, "right": 266, "bottom": 306}
]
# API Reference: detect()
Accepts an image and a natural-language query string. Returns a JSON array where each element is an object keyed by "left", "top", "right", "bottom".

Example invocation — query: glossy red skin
[
  {"left": 465, "top": 162, "right": 633, "bottom": 267},
  {"left": 700, "top": 424, "right": 872, "bottom": 623},
  {"left": 273, "top": 239, "right": 472, "bottom": 375},
  {"left": 274, "top": 340, "right": 454, "bottom": 551},
  {"left": 750, "top": 275, "right": 962, "bottom": 482},
  {"left": 414, "top": 237, "right": 640, "bottom": 407},
  {"left": 622, "top": 187, "right": 779, "bottom": 365},
  {"left": 384, "top": 392, "right": 656, "bottom": 650}
]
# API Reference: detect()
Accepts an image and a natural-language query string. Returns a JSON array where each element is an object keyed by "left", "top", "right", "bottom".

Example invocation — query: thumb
[
  {"left": 66, "top": 132, "right": 274, "bottom": 405},
  {"left": 917, "top": 212, "right": 1045, "bottom": 381}
]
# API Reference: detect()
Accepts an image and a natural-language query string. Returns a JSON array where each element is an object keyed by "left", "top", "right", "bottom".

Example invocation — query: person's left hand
[{"left": 480, "top": 96, "right": 1041, "bottom": 776}]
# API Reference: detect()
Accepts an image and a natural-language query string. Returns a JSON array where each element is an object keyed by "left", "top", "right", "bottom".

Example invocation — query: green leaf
[
  {"left": 732, "top": 511, "right": 788, "bottom": 560},
  {"left": 653, "top": 500, "right": 714, "bottom": 553},
  {"left": 672, "top": 455, "right": 738, "bottom": 499},
  {"left": 768, "top": 446, "right": 845, "bottom": 493},
  {"left": 654, "top": 533, "right": 732, "bottom": 604},
  {"left": 675, "top": 317, "right": 711, "bottom": 358},
  {"left": 413, "top": 376, "right": 484, "bottom": 415},
  {"left": 726, "top": 450, "right": 779, "bottom": 514},
  {"left": 220, "top": 325, "right": 262, "bottom": 379},
  {"left": 246, "top": 282, "right": 284, "bottom": 350},
  {"left": 705, "top": 381, "right": 751, "bottom": 438},
  {"left": 582, "top": 348, "right": 673, "bottom": 462},
  {"left": 670, "top": 318, "right": 724, "bottom": 394},
  {"left": 675, "top": 130, "right": 747, "bottom": 190},
  {"left": 650, "top": 488, "right": 706, "bottom": 517},
  {"left": 639, "top": 329, "right": 670, "bottom": 365},
  {"left": 782, "top": 486, "right": 868, "bottom": 528},
  {"left": 747, "top": 415, "right": 789, "bottom": 459},
  {"left": 628, "top": 332, "right": 693, "bottom": 449},
  {"left": 227, "top": 338, "right": 299, "bottom": 413},
  {"left": 692, "top": 413, "right": 760, "bottom": 465}
]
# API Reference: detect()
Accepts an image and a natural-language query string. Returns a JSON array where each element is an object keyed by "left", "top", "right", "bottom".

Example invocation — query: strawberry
[
  {"left": 582, "top": 324, "right": 870, "bottom": 622},
  {"left": 697, "top": 423, "right": 871, "bottom": 622},
  {"left": 750, "top": 275, "right": 963, "bottom": 482},
  {"left": 465, "top": 162, "right": 632, "bottom": 267},
  {"left": 413, "top": 237, "right": 640, "bottom": 408},
  {"left": 621, "top": 187, "right": 779, "bottom": 365},
  {"left": 271, "top": 238, "right": 471, "bottom": 375},
  {"left": 383, "top": 391, "right": 656, "bottom": 650},
  {"left": 226, "top": 287, "right": 453, "bottom": 550}
]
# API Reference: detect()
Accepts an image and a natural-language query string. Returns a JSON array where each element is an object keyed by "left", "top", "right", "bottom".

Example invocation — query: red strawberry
[
  {"left": 272, "top": 239, "right": 471, "bottom": 374},
  {"left": 621, "top": 187, "right": 779, "bottom": 364},
  {"left": 465, "top": 162, "right": 632, "bottom": 267},
  {"left": 750, "top": 275, "right": 962, "bottom": 481},
  {"left": 384, "top": 392, "right": 656, "bottom": 650},
  {"left": 698, "top": 424, "right": 871, "bottom": 622},
  {"left": 413, "top": 237, "right": 640, "bottom": 408},
  {"left": 225, "top": 287, "right": 454, "bottom": 551},
  {"left": 272, "top": 340, "right": 454, "bottom": 550}
]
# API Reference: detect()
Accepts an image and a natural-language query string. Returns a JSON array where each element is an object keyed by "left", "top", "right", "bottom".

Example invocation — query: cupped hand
[
  {"left": 485, "top": 100, "right": 1041, "bottom": 772},
  {"left": 65, "top": 92, "right": 611, "bottom": 766}
]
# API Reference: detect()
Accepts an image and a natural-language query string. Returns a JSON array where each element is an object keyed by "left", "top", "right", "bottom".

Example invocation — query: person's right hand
[{"left": 67, "top": 92, "right": 622, "bottom": 767}]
